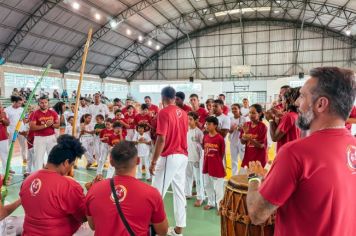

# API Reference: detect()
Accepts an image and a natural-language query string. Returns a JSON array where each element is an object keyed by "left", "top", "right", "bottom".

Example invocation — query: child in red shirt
[
  {"left": 97, "top": 118, "right": 114, "bottom": 177},
  {"left": 113, "top": 109, "right": 128, "bottom": 139},
  {"left": 106, "top": 122, "right": 124, "bottom": 178},
  {"left": 124, "top": 105, "right": 136, "bottom": 141},
  {"left": 202, "top": 116, "right": 226, "bottom": 211},
  {"left": 240, "top": 104, "right": 267, "bottom": 170}
]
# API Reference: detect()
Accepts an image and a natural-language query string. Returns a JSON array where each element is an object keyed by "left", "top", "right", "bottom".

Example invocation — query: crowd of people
[{"left": 0, "top": 66, "right": 355, "bottom": 236}]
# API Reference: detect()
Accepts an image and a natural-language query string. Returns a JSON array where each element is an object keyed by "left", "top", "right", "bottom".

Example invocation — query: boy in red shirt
[
  {"left": 202, "top": 116, "right": 226, "bottom": 211},
  {"left": 113, "top": 109, "right": 128, "bottom": 138},
  {"left": 97, "top": 118, "right": 114, "bottom": 177},
  {"left": 134, "top": 104, "right": 152, "bottom": 132},
  {"left": 106, "top": 122, "right": 124, "bottom": 178},
  {"left": 124, "top": 105, "right": 136, "bottom": 141},
  {"left": 20, "top": 135, "right": 86, "bottom": 236}
]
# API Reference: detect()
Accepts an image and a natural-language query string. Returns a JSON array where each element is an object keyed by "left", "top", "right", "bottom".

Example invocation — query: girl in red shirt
[
  {"left": 124, "top": 105, "right": 136, "bottom": 141},
  {"left": 97, "top": 118, "right": 114, "bottom": 177},
  {"left": 241, "top": 104, "right": 268, "bottom": 170}
]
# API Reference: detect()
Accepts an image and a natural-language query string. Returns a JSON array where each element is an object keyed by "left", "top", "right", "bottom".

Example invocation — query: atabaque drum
[{"left": 219, "top": 175, "right": 275, "bottom": 236}]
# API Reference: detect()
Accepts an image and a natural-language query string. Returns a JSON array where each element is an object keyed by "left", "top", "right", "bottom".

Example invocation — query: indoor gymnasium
[{"left": 0, "top": 0, "right": 355, "bottom": 235}]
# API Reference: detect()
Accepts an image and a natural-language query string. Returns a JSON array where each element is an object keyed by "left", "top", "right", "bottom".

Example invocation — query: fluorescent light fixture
[
  {"left": 208, "top": 17, "right": 214, "bottom": 21},
  {"left": 95, "top": 13, "right": 101, "bottom": 20},
  {"left": 138, "top": 35, "right": 143, "bottom": 42},
  {"left": 147, "top": 40, "right": 152, "bottom": 46},
  {"left": 155, "top": 45, "right": 160, "bottom": 50},
  {"left": 214, "top": 7, "right": 271, "bottom": 17},
  {"left": 126, "top": 29, "right": 131, "bottom": 35},
  {"left": 72, "top": 2, "right": 80, "bottom": 10},
  {"left": 276, "top": 0, "right": 281, "bottom": 3},
  {"left": 273, "top": 10, "right": 280, "bottom": 14},
  {"left": 110, "top": 20, "right": 118, "bottom": 28}
]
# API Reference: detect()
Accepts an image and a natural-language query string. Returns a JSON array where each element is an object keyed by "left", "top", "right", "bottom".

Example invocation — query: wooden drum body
[{"left": 220, "top": 175, "right": 274, "bottom": 236}]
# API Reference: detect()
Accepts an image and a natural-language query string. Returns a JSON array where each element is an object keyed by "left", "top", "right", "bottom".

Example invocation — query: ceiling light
[
  {"left": 155, "top": 45, "right": 160, "bottom": 50},
  {"left": 273, "top": 10, "right": 280, "bottom": 14},
  {"left": 138, "top": 35, "right": 143, "bottom": 42},
  {"left": 345, "top": 28, "right": 351, "bottom": 36},
  {"left": 126, "top": 29, "right": 131, "bottom": 35},
  {"left": 202, "top": 9, "right": 208, "bottom": 14},
  {"left": 208, "top": 17, "right": 214, "bottom": 21},
  {"left": 95, "top": 13, "right": 101, "bottom": 20},
  {"left": 214, "top": 7, "right": 271, "bottom": 17},
  {"left": 110, "top": 20, "right": 118, "bottom": 29},
  {"left": 276, "top": 0, "right": 281, "bottom": 3},
  {"left": 147, "top": 40, "right": 152, "bottom": 46},
  {"left": 72, "top": 2, "right": 80, "bottom": 10}
]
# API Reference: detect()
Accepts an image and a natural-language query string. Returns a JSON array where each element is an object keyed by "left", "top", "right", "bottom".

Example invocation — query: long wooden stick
[
  {"left": 72, "top": 28, "right": 93, "bottom": 137},
  {"left": 1, "top": 64, "right": 51, "bottom": 203}
]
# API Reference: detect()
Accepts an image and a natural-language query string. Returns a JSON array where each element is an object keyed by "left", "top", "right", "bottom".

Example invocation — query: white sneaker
[{"left": 167, "top": 226, "right": 183, "bottom": 236}]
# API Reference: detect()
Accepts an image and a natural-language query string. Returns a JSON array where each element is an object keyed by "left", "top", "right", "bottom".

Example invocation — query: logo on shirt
[
  {"left": 110, "top": 184, "right": 127, "bottom": 203},
  {"left": 176, "top": 109, "right": 182, "bottom": 118},
  {"left": 30, "top": 178, "right": 42, "bottom": 196},
  {"left": 346, "top": 145, "right": 356, "bottom": 174}
]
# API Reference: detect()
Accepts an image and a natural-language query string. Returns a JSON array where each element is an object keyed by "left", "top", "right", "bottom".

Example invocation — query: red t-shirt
[
  {"left": 346, "top": 106, "right": 356, "bottom": 130},
  {"left": 124, "top": 113, "right": 136, "bottom": 129},
  {"left": 181, "top": 104, "right": 192, "bottom": 113},
  {"left": 202, "top": 133, "right": 226, "bottom": 178},
  {"left": 134, "top": 114, "right": 152, "bottom": 131},
  {"left": 150, "top": 116, "right": 158, "bottom": 143},
  {"left": 259, "top": 128, "right": 356, "bottom": 236},
  {"left": 193, "top": 107, "right": 208, "bottom": 130},
  {"left": 222, "top": 105, "right": 229, "bottom": 115},
  {"left": 20, "top": 170, "right": 86, "bottom": 236},
  {"left": 274, "top": 103, "right": 284, "bottom": 112},
  {"left": 30, "top": 109, "right": 59, "bottom": 136},
  {"left": 156, "top": 105, "right": 188, "bottom": 156},
  {"left": 100, "top": 128, "right": 114, "bottom": 144},
  {"left": 148, "top": 104, "right": 159, "bottom": 117},
  {"left": 240, "top": 121, "right": 267, "bottom": 168},
  {"left": 108, "top": 133, "right": 122, "bottom": 146},
  {"left": 122, "top": 107, "right": 137, "bottom": 116},
  {"left": 85, "top": 175, "right": 166, "bottom": 236},
  {"left": 0, "top": 111, "right": 9, "bottom": 141},
  {"left": 277, "top": 111, "right": 300, "bottom": 151},
  {"left": 112, "top": 117, "right": 128, "bottom": 137}
]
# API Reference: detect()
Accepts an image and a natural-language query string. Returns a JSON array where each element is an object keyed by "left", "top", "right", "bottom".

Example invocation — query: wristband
[{"left": 248, "top": 178, "right": 261, "bottom": 184}]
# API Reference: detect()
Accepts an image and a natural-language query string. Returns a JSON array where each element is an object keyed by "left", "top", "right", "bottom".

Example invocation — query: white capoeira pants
[
  {"left": 0, "top": 139, "right": 9, "bottom": 174},
  {"left": 203, "top": 175, "right": 225, "bottom": 208},
  {"left": 230, "top": 141, "right": 245, "bottom": 176},
  {"left": 136, "top": 155, "right": 151, "bottom": 180},
  {"left": 80, "top": 135, "right": 95, "bottom": 164},
  {"left": 33, "top": 135, "right": 57, "bottom": 171},
  {"left": 152, "top": 154, "right": 188, "bottom": 228},
  {"left": 93, "top": 136, "right": 101, "bottom": 159},
  {"left": 26, "top": 148, "right": 34, "bottom": 173},
  {"left": 8, "top": 132, "right": 27, "bottom": 161},
  {"left": 185, "top": 159, "right": 205, "bottom": 201},
  {"left": 97, "top": 142, "right": 110, "bottom": 175}
]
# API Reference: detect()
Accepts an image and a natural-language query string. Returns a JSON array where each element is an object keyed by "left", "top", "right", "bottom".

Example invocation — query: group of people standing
[{"left": 0, "top": 66, "right": 355, "bottom": 236}]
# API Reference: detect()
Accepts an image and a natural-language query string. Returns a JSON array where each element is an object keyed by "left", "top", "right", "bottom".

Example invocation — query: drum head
[{"left": 228, "top": 175, "right": 248, "bottom": 190}]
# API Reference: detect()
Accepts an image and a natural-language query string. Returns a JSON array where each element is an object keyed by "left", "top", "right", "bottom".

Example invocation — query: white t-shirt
[
  {"left": 216, "top": 114, "right": 231, "bottom": 131},
  {"left": 89, "top": 103, "right": 109, "bottom": 120},
  {"left": 80, "top": 123, "right": 94, "bottom": 138},
  {"left": 133, "top": 132, "right": 151, "bottom": 157},
  {"left": 4, "top": 106, "right": 23, "bottom": 133},
  {"left": 187, "top": 127, "right": 204, "bottom": 162},
  {"left": 229, "top": 116, "right": 246, "bottom": 144},
  {"left": 63, "top": 110, "right": 74, "bottom": 125},
  {"left": 240, "top": 107, "right": 250, "bottom": 122}
]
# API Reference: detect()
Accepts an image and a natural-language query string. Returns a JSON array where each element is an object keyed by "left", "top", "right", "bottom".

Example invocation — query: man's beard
[
  {"left": 297, "top": 105, "right": 314, "bottom": 131},
  {"left": 40, "top": 106, "right": 47, "bottom": 111}
]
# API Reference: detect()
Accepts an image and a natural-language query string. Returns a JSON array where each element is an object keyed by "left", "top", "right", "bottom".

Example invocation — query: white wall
[{"left": 130, "top": 75, "right": 305, "bottom": 105}]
